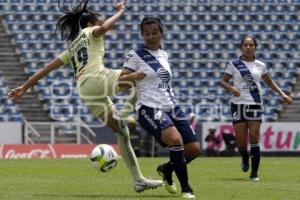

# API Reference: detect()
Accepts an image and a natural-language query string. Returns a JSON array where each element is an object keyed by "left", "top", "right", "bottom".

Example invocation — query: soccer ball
[{"left": 90, "top": 144, "right": 118, "bottom": 172}]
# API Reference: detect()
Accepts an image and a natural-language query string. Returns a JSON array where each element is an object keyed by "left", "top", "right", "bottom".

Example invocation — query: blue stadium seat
[{"left": 1, "top": 1, "right": 298, "bottom": 122}]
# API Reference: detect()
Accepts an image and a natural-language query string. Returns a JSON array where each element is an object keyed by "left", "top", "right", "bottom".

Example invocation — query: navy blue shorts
[
  {"left": 231, "top": 103, "right": 263, "bottom": 124},
  {"left": 137, "top": 105, "right": 198, "bottom": 147}
]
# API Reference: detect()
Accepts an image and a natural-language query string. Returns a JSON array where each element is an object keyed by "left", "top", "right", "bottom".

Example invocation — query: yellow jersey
[{"left": 58, "top": 26, "right": 111, "bottom": 85}]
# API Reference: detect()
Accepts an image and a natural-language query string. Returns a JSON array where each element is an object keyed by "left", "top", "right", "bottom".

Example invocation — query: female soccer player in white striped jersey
[
  {"left": 8, "top": 0, "right": 162, "bottom": 192},
  {"left": 119, "top": 16, "right": 200, "bottom": 199},
  {"left": 220, "top": 36, "right": 293, "bottom": 181}
]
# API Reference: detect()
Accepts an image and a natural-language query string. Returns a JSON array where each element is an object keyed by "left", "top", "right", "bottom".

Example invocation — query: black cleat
[{"left": 241, "top": 158, "right": 249, "bottom": 172}]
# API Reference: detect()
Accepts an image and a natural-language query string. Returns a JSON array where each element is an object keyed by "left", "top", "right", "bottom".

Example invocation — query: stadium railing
[{"left": 23, "top": 119, "right": 96, "bottom": 144}]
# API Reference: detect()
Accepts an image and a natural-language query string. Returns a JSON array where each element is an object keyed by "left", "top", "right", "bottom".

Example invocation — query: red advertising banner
[
  {"left": 202, "top": 122, "right": 300, "bottom": 152},
  {"left": 0, "top": 144, "right": 119, "bottom": 159}
]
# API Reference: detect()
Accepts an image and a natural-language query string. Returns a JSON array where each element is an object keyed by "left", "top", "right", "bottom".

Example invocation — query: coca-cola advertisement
[{"left": 0, "top": 144, "right": 119, "bottom": 159}]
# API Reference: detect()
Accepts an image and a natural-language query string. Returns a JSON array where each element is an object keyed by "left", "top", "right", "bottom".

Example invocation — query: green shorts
[{"left": 77, "top": 70, "right": 124, "bottom": 120}]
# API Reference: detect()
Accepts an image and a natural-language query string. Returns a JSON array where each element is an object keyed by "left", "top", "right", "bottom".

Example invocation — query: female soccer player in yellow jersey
[{"left": 8, "top": 0, "right": 162, "bottom": 192}]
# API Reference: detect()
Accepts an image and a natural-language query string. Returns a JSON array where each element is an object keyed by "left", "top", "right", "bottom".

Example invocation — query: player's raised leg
[{"left": 104, "top": 108, "right": 163, "bottom": 192}]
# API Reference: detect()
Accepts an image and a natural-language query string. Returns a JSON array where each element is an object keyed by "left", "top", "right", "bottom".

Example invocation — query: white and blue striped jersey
[
  {"left": 124, "top": 46, "right": 176, "bottom": 109},
  {"left": 225, "top": 59, "right": 268, "bottom": 105}
]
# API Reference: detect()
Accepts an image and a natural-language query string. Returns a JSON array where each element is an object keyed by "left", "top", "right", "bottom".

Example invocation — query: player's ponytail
[{"left": 56, "top": 0, "right": 98, "bottom": 41}]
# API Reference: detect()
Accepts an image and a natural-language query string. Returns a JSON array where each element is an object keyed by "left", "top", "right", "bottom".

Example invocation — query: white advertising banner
[
  {"left": 202, "top": 122, "right": 300, "bottom": 152},
  {"left": 0, "top": 122, "right": 22, "bottom": 144}
]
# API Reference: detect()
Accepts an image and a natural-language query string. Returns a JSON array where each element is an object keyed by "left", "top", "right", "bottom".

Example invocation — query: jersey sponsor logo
[
  {"left": 243, "top": 74, "right": 255, "bottom": 84},
  {"left": 157, "top": 67, "right": 170, "bottom": 83},
  {"left": 158, "top": 83, "right": 169, "bottom": 89},
  {"left": 143, "top": 55, "right": 152, "bottom": 59},
  {"left": 147, "top": 60, "right": 159, "bottom": 64},
  {"left": 157, "top": 67, "right": 171, "bottom": 90},
  {"left": 241, "top": 74, "right": 257, "bottom": 91}
]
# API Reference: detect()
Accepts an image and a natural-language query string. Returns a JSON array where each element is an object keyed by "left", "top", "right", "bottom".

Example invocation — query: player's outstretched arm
[
  {"left": 262, "top": 73, "right": 293, "bottom": 104},
  {"left": 8, "top": 58, "right": 64, "bottom": 101},
  {"left": 93, "top": 1, "right": 126, "bottom": 37}
]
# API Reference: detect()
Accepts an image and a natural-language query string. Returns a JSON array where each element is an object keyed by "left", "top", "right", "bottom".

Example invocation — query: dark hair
[
  {"left": 56, "top": 0, "right": 98, "bottom": 41},
  {"left": 240, "top": 35, "right": 258, "bottom": 49},
  {"left": 140, "top": 16, "right": 164, "bottom": 34}
]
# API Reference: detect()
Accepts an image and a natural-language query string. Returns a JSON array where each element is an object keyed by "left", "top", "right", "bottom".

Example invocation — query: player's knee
[
  {"left": 249, "top": 134, "right": 259, "bottom": 143},
  {"left": 192, "top": 144, "right": 201, "bottom": 157},
  {"left": 164, "top": 134, "right": 183, "bottom": 146},
  {"left": 162, "top": 126, "right": 183, "bottom": 146},
  {"left": 184, "top": 142, "right": 200, "bottom": 157}
]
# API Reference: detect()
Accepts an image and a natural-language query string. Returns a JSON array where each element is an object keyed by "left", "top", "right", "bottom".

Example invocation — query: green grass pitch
[{"left": 0, "top": 157, "right": 299, "bottom": 200}]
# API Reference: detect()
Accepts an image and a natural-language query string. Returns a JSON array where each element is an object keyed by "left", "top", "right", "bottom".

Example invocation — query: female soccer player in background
[
  {"left": 119, "top": 16, "right": 200, "bottom": 199},
  {"left": 220, "top": 36, "right": 293, "bottom": 181},
  {"left": 8, "top": 0, "right": 162, "bottom": 192}
]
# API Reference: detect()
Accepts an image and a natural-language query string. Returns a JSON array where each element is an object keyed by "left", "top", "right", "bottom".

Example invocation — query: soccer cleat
[
  {"left": 157, "top": 164, "right": 177, "bottom": 194},
  {"left": 241, "top": 162, "right": 249, "bottom": 172},
  {"left": 250, "top": 172, "right": 260, "bottom": 182},
  {"left": 164, "top": 182, "right": 177, "bottom": 194},
  {"left": 182, "top": 192, "right": 196, "bottom": 199},
  {"left": 241, "top": 158, "right": 249, "bottom": 172},
  {"left": 134, "top": 179, "right": 163, "bottom": 193}
]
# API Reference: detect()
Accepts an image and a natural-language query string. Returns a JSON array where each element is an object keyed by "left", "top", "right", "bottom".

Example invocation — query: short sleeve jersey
[
  {"left": 58, "top": 27, "right": 110, "bottom": 85},
  {"left": 124, "top": 46, "right": 176, "bottom": 109},
  {"left": 225, "top": 59, "right": 268, "bottom": 105}
]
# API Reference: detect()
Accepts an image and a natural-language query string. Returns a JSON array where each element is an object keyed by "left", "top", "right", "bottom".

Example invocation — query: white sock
[
  {"left": 117, "top": 133, "right": 145, "bottom": 181},
  {"left": 113, "top": 113, "right": 144, "bottom": 181}
]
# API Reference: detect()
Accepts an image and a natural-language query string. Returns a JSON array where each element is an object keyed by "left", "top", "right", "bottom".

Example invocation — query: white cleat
[
  {"left": 250, "top": 172, "right": 259, "bottom": 182},
  {"left": 250, "top": 177, "right": 260, "bottom": 182},
  {"left": 182, "top": 192, "right": 196, "bottom": 199},
  {"left": 134, "top": 179, "right": 163, "bottom": 193}
]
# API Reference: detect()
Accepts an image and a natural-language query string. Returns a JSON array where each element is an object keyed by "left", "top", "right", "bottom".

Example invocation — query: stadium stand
[
  {"left": 0, "top": 70, "right": 23, "bottom": 122},
  {"left": 279, "top": 78, "right": 300, "bottom": 121},
  {"left": 0, "top": 17, "right": 51, "bottom": 121},
  {"left": 0, "top": 0, "right": 299, "bottom": 124}
]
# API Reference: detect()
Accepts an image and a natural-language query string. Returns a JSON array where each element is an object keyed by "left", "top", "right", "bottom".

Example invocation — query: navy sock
[
  {"left": 185, "top": 155, "right": 196, "bottom": 165},
  {"left": 250, "top": 143, "right": 260, "bottom": 174},
  {"left": 169, "top": 145, "right": 192, "bottom": 193},
  {"left": 164, "top": 154, "right": 196, "bottom": 170},
  {"left": 162, "top": 154, "right": 196, "bottom": 184},
  {"left": 238, "top": 148, "right": 249, "bottom": 166}
]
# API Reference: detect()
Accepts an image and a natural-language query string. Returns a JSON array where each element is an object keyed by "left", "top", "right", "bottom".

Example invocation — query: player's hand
[
  {"left": 8, "top": 86, "right": 26, "bottom": 101},
  {"left": 281, "top": 94, "right": 293, "bottom": 104},
  {"left": 133, "top": 71, "right": 146, "bottom": 81},
  {"left": 116, "top": 1, "right": 126, "bottom": 12},
  {"left": 230, "top": 86, "right": 240, "bottom": 97}
]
